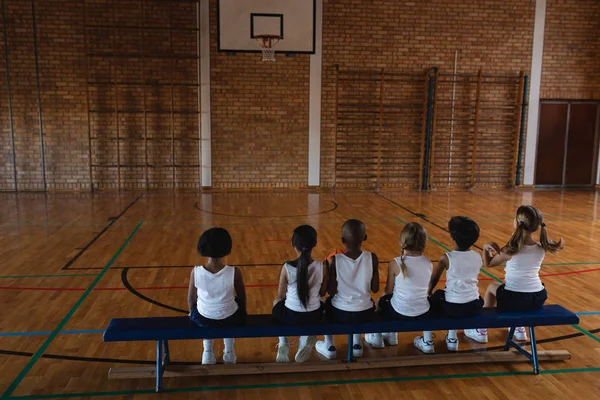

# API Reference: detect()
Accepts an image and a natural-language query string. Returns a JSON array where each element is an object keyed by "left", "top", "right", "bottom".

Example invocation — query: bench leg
[
  {"left": 156, "top": 340, "right": 164, "bottom": 392},
  {"left": 504, "top": 327, "right": 516, "bottom": 351},
  {"left": 529, "top": 327, "right": 539, "bottom": 375},
  {"left": 347, "top": 334, "right": 353, "bottom": 363},
  {"left": 163, "top": 340, "right": 171, "bottom": 366}
]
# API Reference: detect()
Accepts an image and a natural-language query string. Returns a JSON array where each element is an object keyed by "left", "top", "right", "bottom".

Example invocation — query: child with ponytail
[
  {"left": 366, "top": 222, "right": 434, "bottom": 353},
  {"left": 272, "top": 225, "right": 328, "bottom": 363},
  {"left": 466, "top": 205, "right": 564, "bottom": 344}
]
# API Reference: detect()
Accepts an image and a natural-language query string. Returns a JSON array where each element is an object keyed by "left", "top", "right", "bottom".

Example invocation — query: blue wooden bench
[{"left": 103, "top": 304, "right": 579, "bottom": 392}]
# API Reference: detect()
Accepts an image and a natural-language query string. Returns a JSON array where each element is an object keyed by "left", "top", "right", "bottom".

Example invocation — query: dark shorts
[
  {"left": 429, "top": 289, "right": 484, "bottom": 318},
  {"left": 325, "top": 296, "right": 375, "bottom": 324},
  {"left": 272, "top": 300, "right": 324, "bottom": 326},
  {"left": 189, "top": 303, "right": 246, "bottom": 328},
  {"left": 377, "top": 294, "right": 431, "bottom": 320},
  {"left": 496, "top": 284, "right": 547, "bottom": 311}
]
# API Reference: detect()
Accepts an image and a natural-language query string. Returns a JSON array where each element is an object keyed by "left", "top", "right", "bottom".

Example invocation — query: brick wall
[
  {"left": 0, "top": 0, "right": 597, "bottom": 191},
  {"left": 208, "top": 1, "right": 310, "bottom": 189},
  {"left": 320, "top": 0, "right": 536, "bottom": 188},
  {"left": 541, "top": 0, "right": 600, "bottom": 100}
]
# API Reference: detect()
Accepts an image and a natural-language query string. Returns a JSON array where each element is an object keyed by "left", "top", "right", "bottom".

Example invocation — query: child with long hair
[
  {"left": 188, "top": 228, "right": 246, "bottom": 365},
  {"left": 366, "top": 222, "right": 434, "bottom": 353},
  {"left": 466, "top": 205, "right": 564, "bottom": 343},
  {"left": 272, "top": 225, "right": 328, "bottom": 363},
  {"left": 316, "top": 219, "right": 379, "bottom": 360},
  {"left": 428, "top": 216, "right": 483, "bottom": 351}
]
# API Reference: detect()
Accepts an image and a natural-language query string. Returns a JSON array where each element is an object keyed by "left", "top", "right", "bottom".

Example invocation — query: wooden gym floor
[{"left": 0, "top": 190, "right": 599, "bottom": 399}]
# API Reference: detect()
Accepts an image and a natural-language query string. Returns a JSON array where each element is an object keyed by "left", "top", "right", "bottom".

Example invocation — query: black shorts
[
  {"left": 377, "top": 294, "right": 431, "bottom": 320},
  {"left": 429, "top": 289, "right": 484, "bottom": 318},
  {"left": 189, "top": 303, "right": 246, "bottom": 328},
  {"left": 272, "top": 300, "right": 324, "bottom": 325},
  {"left": 325, "top": 296, "right": 375, "bottom": 324},
  {"left": 496, "top": 284, "right": 547, "bottom": 311}
]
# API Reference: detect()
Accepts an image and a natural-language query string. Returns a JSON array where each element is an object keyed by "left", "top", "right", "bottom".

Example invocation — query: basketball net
[{"left": 254, "top": 35, "right": 281, "bottom": 62}]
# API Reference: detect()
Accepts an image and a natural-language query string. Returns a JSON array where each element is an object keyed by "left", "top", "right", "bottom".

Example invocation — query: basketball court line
[
  {"left": 60, "top": 195, "right": 142, "bottom": 270},
  {"left": 194, "top": 200, "right": 339, "bottom": 218},
  {"left": 1, "top": 220, "right": 145, "bottom": 399},
  {"left": 6, "top": 367, "right": 600, "bottom": 399}
]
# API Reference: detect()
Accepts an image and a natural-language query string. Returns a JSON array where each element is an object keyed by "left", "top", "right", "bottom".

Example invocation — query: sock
[
  {"left": 325, "top": 335, "right": 335, "bottom": 349},
  {"left": 448, "top": 330, "right": 457, "bottom": 340},
  {"left": 352, "top": 334, "right": 361, "bottom": 346},
  {"left": 203, "top": 339, "right": 214, "bottom": 352},
  {"left": 278, "top": 336, "right": 288, "bottom": 346},
  {"left": 423, "top": 331, "right": 433, "bottom": 342},
  {"left": 224, "top": 338, "right": 234, "bottom": 353}
]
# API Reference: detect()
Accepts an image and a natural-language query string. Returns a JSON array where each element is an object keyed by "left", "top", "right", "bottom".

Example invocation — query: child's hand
[{"left": 484, "top": 242, "right": 501, "bottom": 256}]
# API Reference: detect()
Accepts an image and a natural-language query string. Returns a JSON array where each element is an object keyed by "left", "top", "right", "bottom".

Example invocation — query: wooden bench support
[{"left": 110, "top": 349, "right": 571, "bottom": 382}]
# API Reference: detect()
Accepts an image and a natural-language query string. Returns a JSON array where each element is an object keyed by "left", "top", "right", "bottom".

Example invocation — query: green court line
[
  {"left": 393, "top": 216, "right": 503, "bottom": 283},
  {"left": 8, "top": 367, "right": 600, "bottom": 399},
  {"left": 572, "top": 325, "right": 600, "bottom": 343},
  {"left": 1, "top": 220, "right": 144, "bottom": 399},
  {"left": 0, "top": 274, "right": 99, "bottom": 279}
]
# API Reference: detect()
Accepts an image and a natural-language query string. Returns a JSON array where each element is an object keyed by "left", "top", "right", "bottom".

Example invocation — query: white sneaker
[
  {"left": 365, "top": 333, "right": 385, "bottom": 349},
  {"left": 202, "top": 351, "right": 216, "bottom": 365},
  {"left": 446, "top": 335, "right": 459, "bottom": 352},
  {"left": 223, "top": 351, "right": 236, "bottom": 364},
  {"left": 295, "top": 336, "right": 316, "bottom": 363},
  {"left": 414, "top": 336, "right": 435, "bottom": 354},
  {"left": 276, "top": 342, "right": 290, "bottom": 363},
  {"left": 382, "top": 332, "right": 398, "bottom": 346},
  {"left": 352, "top": 342, "right": 363, "bottom": 358},
  {"left": 464, "top": 329, "right": 488, "bottom": 343},
  {"left": 511, "top": 327, "right": 528, "bottom": 341},
  {"left": 316, "top": 340, "right": 336, "bottom": 360}
]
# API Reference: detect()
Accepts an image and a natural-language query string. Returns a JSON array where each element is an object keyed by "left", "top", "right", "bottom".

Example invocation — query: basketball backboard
[{"left": 217, "top": 0, "right": 316, "bottom": 54}]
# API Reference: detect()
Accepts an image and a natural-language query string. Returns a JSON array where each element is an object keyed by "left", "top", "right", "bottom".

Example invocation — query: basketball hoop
[{"left": 254, "top": 34, "right": 282, "bottom": 62}]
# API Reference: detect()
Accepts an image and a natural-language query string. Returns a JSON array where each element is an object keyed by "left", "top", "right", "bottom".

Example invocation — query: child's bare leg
[{"left": 484, "top": 282, "right": 502, "bottom": 307}]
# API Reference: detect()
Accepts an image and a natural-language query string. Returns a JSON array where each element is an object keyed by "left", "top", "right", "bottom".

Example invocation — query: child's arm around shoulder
[
  {"left": 233, "top": 267, "right": 247, "bottom": 313},
  {"left": 327, "top": 257, "right": 337, "bottom": 296},
  {"left": 384, "top": 260, "right": 399, "bottom": 295},
  {"left": 187, "top": 269, "right": 197, "bottom": 315},
  {"left": 319, "top": 260, "right": 329, "bottom": 297},
  {"left": 429, "top": 254, "right": 448, "bottom": 296},
  {"left": 483, "top": 242, "right": 511, "bottom": 267},
  {"left": 371, "top": 252, "right": 380, "bottom": 293}
]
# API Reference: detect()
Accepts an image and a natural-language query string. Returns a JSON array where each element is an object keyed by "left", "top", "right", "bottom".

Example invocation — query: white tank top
[
  {"left": 284, "top": 260, "right": 323, "bottom": 312},
  {"left": 444, "top": 250, "right": 482, "bottom": 304},
  {"left": 331, "top": 251, "right": 374, "bottom": 312},
  {"left": 504, "top": 244, "right": 545, "bottom": 293},
  {"left": 390, "top": 255, "right": 432, "bottom": 317},
  {"left": 194, "top": 265, "right": 238, "bottom": 320}
]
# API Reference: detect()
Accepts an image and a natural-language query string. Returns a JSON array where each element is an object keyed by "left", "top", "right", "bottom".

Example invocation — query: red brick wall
[
  {"left": 208, "top": 0, "right": 310, "bottom": 189},
  {"left": 541, "top": 0, "right": 600, "bottom": 100},
  {"left": 0, "top": 0, "right": 597, "bottom": 191},
  {"left": 320, "top": 0, "right": 536, "bottom": 188}
]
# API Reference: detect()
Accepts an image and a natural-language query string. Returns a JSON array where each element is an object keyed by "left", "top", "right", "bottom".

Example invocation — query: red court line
[{"left": 1, "top": 267, "right": 598, "bottom": 292}]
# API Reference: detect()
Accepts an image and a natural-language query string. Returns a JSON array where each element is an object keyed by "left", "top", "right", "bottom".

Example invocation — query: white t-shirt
[
  {"left": 194, "top": 265, "right": 238, "bottom": 320},
  {"left": 390, "top": 255, "right": 432, "bottom": 317},
  {"left": 504, "top": 244, "right": 545, "bottom": 293},
  {"left": 284, "top": 260, "right": 323, "bottom": 312},
  {"left": 331, "top": 251, "right": 374, "bottom": 312},
  {"left": 444, "top": 250, "right": 482, "bottom": 304}
]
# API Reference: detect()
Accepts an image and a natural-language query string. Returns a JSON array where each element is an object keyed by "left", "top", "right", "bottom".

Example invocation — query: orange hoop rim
[{"left": 253, "top": 34, "right": 283, "bottom": 49}]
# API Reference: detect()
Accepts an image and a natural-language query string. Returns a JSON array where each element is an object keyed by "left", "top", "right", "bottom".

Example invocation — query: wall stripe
[
  {"left": 523, "top": 0, "right": 547, "bottom": 185},
  {"left": 200, "top": 0, "right": 212, "bottom": 187},
  {"left": 308, "top": 0, "right": 323, "bottom": 186}
]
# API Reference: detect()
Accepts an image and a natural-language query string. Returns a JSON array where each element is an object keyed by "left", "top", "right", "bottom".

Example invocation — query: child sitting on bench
[
  {"left": 187, "top": 227, "right": 247, "bottom": 365},
  {"left": 316, "top": 219, "right": 379, "bottom": 359},
  {"left": 366, "top": 222, "right": 433, "bottom": 352},
  {"left": 272, "top": 225, "right": 328, "bottom": 363},
  {"left": 471, "top": 205, "right": 564, "bottom": 343},
  {"left": 428, "top": 216, "right": 483, "bottom": 351}
]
